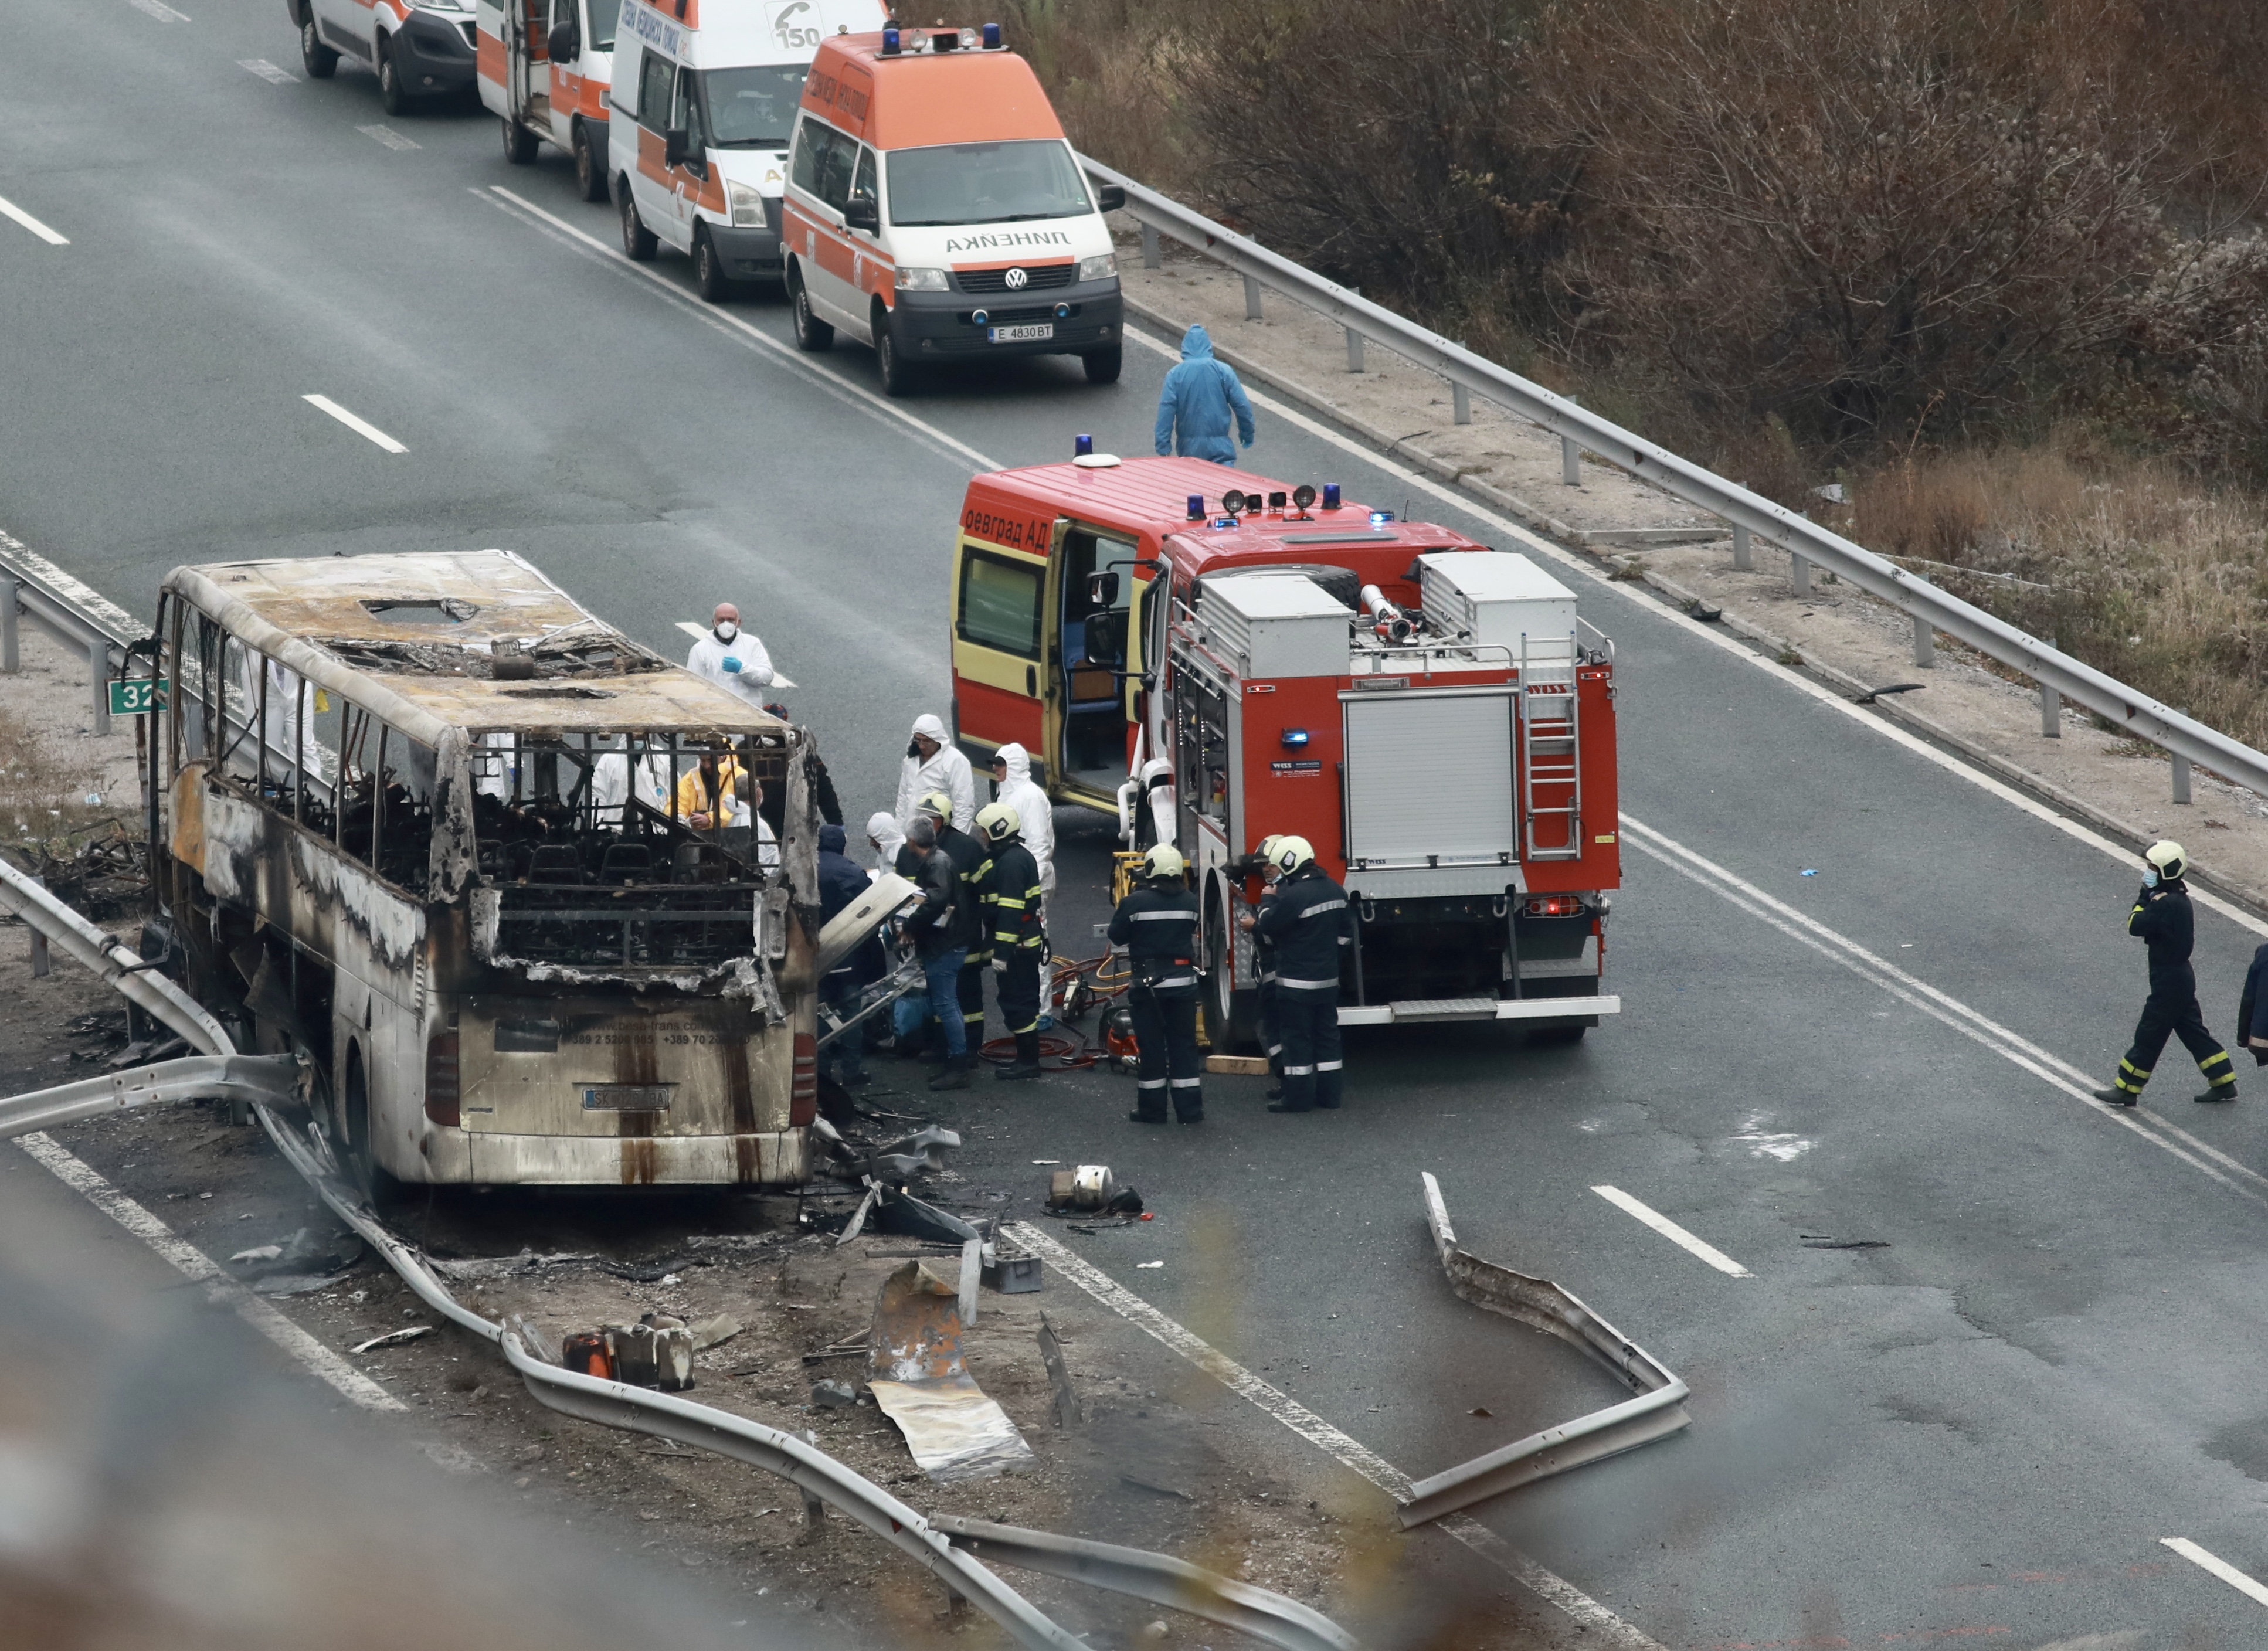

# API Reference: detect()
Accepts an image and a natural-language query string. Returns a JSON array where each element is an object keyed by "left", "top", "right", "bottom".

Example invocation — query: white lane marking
[
  {"left": 358, "top": 123, "right": 420, "bottom": 152},
  {"left": 238, "top": 56, "right": 299, "bottom": 83},
  {"left": 1590, "top": 1185, "right": 1753, "bottom": 1277},
  {"left": 1120, "top": 321, "right": 2268, "bottom": 943},
  {"left": 0, "top": 526, "right": 135, "bottom": 631},
  {"left": 15, "top": 1133, "right": 403, "bottom": 1412},
  {"left": 2161, "top": 1537, "right": 2268, "bottom": 1608},
  {"left": 127, "top": 0, "right": 191, "bottom": 19},
  {"left": 0, "top": 193, "right": 69, "bottom": 246},
  {"left": 670, "top": 620, "right": 797, "bottom": 686},
  {"left": 483, "top": 186, "right": 1001, "bottom": 474},
  {"left": 1007, "top": 1221, "right": 1667, "bottom": 1651},
  {"left": 1621, "top": 816, "right": 2268, "bottom": 1208},
  {"left": 303, "top": 394, "right": 408, "bottom": 453}
]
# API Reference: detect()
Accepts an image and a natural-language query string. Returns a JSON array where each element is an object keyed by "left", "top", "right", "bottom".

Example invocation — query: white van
[
  {"left": 291, "top": 0, "right": 480, "bottom": 113},
  {"left": 476, "top": 0, "right": 619, "bottom": 199},
  {"left": 779, "top": 26, "right": 1127, "bottom": 395},
  {"left": 609, "top": 0, "right": 885, "bottom": 301}
]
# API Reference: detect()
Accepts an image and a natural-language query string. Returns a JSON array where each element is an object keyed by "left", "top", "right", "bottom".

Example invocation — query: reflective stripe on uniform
[
  {"left": 1170, "top": 1076, "right": 1202, "bottom": 1088},
  {"left": 1277, "top": 976, "right": 1340, "bottom": 991},
  {"left": 1136, "top": 1078, "right": 1167, "bottom": 1090},
  {"left": 1317, "top": 1060, "right": 1343, "bottom": 1071},
  {"left": 1129, "top": 909, "right": 1196, "bottom": 920},
  {"left": 1149, "top": 974, "right": 1196, "bottom": 990},
  {"left": 1294, "top": 898, "right": 1346, "bottom": 917},
  {"left": 1281, "top": 1064, "right": 1315, "bottom": 1076}
]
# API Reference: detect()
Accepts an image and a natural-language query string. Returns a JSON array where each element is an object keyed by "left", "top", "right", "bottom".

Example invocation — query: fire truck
[{"left": 949, "top": 452, "right": 1621, "bottom": 1047}]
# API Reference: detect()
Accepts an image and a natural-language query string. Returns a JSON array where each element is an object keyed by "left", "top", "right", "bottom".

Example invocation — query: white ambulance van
[
  {"left": 610, "top": 0, "right": 885, "bottom": 302},
  {"left": 780, "top": 25, "right": 1126, "bottom": 395},
  {"left": 290, "top": 0, "right": 480, "bottom": 113},
  {"left": 476, "top": 0, "right": 619, "bottom": 199}
]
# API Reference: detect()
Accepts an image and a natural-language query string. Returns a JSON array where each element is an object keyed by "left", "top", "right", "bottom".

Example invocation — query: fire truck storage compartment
[
  {"left": 1342, "top": 690, "right": 1517, "bottom": 870},
  {"left": 1417, "top": 552, "right": 1578, "bottom": 654},
  {"left": 1196, "top": 573, "right": 1354, "bottom": 680}
]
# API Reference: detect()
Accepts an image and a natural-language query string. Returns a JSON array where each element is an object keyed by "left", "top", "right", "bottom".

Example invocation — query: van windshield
[
  {"left": 586, "top": 0, "right": 617, "bottom": 50},
  {"left": 886, "top": 139, "right": 1092, "bottom": 227},
  {"left": 700, "top": 64, "right": 808, "bottom": 148}
]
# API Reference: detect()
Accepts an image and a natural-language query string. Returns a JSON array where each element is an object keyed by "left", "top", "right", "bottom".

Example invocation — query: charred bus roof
[{"left": 162, "top": 551, "right": 786, "bottom": 749}]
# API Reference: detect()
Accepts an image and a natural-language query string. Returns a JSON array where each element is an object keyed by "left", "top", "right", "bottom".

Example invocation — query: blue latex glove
[{"left": 722, "top": 657, "right": 742, "bottom": 674}]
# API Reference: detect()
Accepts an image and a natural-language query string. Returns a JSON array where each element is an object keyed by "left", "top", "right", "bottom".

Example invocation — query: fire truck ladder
[{"left": 1519, "top": 632, "right": 1582, "bottom": 860}]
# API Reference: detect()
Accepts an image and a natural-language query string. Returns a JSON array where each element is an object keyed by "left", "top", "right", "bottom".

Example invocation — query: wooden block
[{"left": 1205, "top": 1054, "right": 1269, "bottom": 1075}]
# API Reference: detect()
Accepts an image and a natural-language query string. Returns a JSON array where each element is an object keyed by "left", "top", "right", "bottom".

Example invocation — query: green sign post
[{"left": 108, "top": 677, "right": 167, "bottom": 716}]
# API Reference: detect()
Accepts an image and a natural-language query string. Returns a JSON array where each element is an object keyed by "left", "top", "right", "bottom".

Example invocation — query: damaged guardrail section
[{"left": 1401, "top": 1173, "right": 1689, "bottom": 1528}]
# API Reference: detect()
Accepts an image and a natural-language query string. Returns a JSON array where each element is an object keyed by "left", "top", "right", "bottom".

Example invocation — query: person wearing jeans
[{"left": 901, "top": 815, "right": 979, "bottom": 1089}]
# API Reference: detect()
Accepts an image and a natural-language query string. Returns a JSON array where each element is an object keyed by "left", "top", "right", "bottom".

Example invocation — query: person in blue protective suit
[{"left": 1153, "top": 325, "right": 1255, "bottom": 465}]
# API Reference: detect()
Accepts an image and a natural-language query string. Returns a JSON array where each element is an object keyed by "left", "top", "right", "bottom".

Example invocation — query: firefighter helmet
[
  {"left": 916, "top": 790, "right": 954, "bottom": 821},
  {"left": 976, "top": 801, "right": 1021, "bottom": 844},
  {"left": 1142, "top": 843, "right": 1186, "bottom": 881},
  {"left": 1269, "top": 835, "right": 1315, "bottom": 876},
  {"left": 2145, "top": 840, "right": 2187, "bottom": 885}
]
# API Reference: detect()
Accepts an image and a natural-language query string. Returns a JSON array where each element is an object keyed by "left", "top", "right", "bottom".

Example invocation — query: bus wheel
[
  {"left": 1082, "top": 345, "right": 1123, "bottom": 385},
  {"left": 619, "top": 185, "right": 657, "bottom": 261},
  {"left": 501, "top": 114, "right": 539, "bottom": 165},
  {"left": 342, "top": 1042, "right": 375, "bottom": 1194},
  {"left": 694, "top": 227, "right": 732, "bottom": 304},
  {"left": 789, "top": 264, "right": 833, "bottom": 352},
  {"left": 300, "top": 14, "right": 339, "bottom": 77},
  {"left": 572, "top": 120, "right": 606, "bottom": 202}
]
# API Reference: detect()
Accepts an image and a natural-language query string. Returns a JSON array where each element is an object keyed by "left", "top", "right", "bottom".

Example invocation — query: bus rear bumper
[{"left": 409, "top": 1127, "right": 810, "bottom": 1187}]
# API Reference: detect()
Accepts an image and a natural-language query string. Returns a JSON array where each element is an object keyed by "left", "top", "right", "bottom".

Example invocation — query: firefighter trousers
[
  {"left": 1257, "top": 975, "right": 1282, "bottom": 1076},
  {"left": 996, "top": 951, "right": 1043, "bottom": 1036},
  {"left": 1130, "top": 988, "right": 1203, "bottom": 1122},
  {"left": 1275, "top": 990, "right": 1342, "bottom": 1112},
  {"left": 958, "top": 951, "right": 990, "bottom": 1042},
  {"left": 2117, "top": 991, "right": 2235, "bottom": 1095}
]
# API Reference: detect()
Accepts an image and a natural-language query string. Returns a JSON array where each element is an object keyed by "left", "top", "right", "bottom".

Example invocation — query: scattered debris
[
  {"left": 350, "top": 1326, "right": 431, "bottom": 1353},
  {"left": 1853, "top": 682, "right": 1925, "bottom": 706},
  {"left": 982, "top": 1241, "right": 1043, "bottom": 1295},
  {"left": 230, "top": 1244, "right": 284, "bottom": 1265},
  {"left": 1037, "top": 1313, "right": 1081, "bottom": 1430},
  {"left": 1801, "top": 1236, "right": 1890, "bottom": 1249},
  {"left": 865, "top": 1261, "right": 1035, "bottom": 1482},
  {"left": 870, "top": 1185, "right": 982, "bottom": 1246},
  {"left": 1685, "top": 599, "right": 1723, "bottom": 621},
  {"left": 1048, "top": 1165, "right": 1144, "bottom": 1215},
  {"left": 812, "top": 1379, "right": 859, "bottom": 1408},
  {"left": 1119, "top": 1471, "right": 1194, "bottom": 1501},
  {"left": 1468, "top": 1407, "right": 1493, "bottom": 1418},
  {"left": 608, "top": 1319, "right": 696, "bottom": 1391},
  {"left": 689, "top": 1313, "right": 743, "bottom": 1351},
  {"left": 426, "top": 1249, "right": 594, "bottom": 1281}
]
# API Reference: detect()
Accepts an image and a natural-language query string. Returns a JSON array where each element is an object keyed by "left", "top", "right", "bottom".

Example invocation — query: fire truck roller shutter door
[{"left": 1343, "top": 692, "right": 1518, "bottom": 867}]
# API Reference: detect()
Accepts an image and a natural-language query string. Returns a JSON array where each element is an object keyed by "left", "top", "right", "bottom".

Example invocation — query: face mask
[
  {"left": 714, "top": 622, "right": 739, "bottom": 643},
  {"left": 907, "top": 738, "right": 925, "bottom": 760},
  {"left": 2143, "top": 868, "right": 2160, "bottom": 889}
]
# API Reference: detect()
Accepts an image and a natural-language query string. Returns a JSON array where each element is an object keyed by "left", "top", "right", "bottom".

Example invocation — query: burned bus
[{"left": 147, "top": 550, "right": 827, "bottom": 1191}]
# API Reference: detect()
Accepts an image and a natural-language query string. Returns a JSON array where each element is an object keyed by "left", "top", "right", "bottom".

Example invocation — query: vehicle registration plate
[
  {"left": 989, "top": 323, "right": 1054, "bottom": 343},
  {"left": 581, "top": 1083, "right": 675, "bottom": 1111}
]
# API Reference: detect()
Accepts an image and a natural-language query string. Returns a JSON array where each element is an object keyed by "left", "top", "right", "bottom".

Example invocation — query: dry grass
[
  {"left": 0, "top": 721, "right": 120, "bottom": 854},
  {"left": 1849, "top": 436, "right": 2268, "bottom": 746}
]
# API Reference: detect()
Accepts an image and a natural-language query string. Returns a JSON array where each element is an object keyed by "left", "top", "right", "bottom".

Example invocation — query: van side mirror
[
  {"left": 547, "top": 19, "right": 578, "bottom": 59},
  {"left": 1096, "top": 183, "right": 1126, "bottom": 213},
  {"left": 843, "top": 196, "right": 880, "bottom": 233},
  {"left": 664, "top": 128, "right": 692, "bottom": 167},
  {"left": 1086, "top": 570, "right": 1120, "bottom": 609},
  {"left": 1087, "top": 609, "right": 1127, "bottom": 669}
]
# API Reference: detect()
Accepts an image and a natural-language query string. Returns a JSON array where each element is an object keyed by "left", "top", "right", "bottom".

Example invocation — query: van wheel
[
  {"left": 501, "top": 114, "right": 538, "bottom": 164},
  {"left": 300, "top": 14, "right": 339, "bottom": 77},
  {"left": 619, "top": 184, "right": 657, "bottom": 261},
  {"left": 789, "top": 264, "right": 833, "bottom": 352},
  {"left": 875, "top": 308, "right": 914, "bottom": 395},
  {"left": 572, "top": 120, "right": 606, "bottom": 202},
  {"left": 377, "top": 34, "right": 411, "bottom": 115},
  {"left": 694, "top": 227, "right": 732, "bottom": 303},
  {"left": 1082, "top": 345, "right": 1123, "bottom": 385}
]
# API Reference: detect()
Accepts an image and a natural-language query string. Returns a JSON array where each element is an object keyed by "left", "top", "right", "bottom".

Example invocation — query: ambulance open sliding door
[
  {"left": 952, "top": 535, "right": 1048, "bottom": 775},
  {"left": 512, "top": 0, "right": 549, "bottom": 117},
  {"left": 1053, "top": 524, "right": 1135, "bottom": 804}
]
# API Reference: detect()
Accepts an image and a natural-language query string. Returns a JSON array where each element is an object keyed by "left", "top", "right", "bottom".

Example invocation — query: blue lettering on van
[{"left": 624, "top": 0, "right": 683, "bottom": 56}]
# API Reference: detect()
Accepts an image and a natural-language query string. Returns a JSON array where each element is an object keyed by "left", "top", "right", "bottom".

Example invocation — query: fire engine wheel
[
  {"left": 874, "top": 306, "right": 915, "bottom": 396},
  {"left": 789, "top": 264, "right": 834, "bottom": 352},
  {"left": 619, "top": 184, "right": 658, "bottom": 262},
  {"left": 572, "top": 120, "right": 607, "bottom": 202},
  {"left": 694, "top": 228, "right": 732, "bottom": 304},
  {"left": 1082, "top": 345, "right": 1123, "bottom": 385},
  {"left": 501, "top": 114, "right": 539, "bottom": 165},
  {"left": 1204, "top": 884, "right": 1261, "bottom": 1055},
  {"left": 376, "top": 34, "right": 412, "bottom": 115},
  {"left": 300, "top": 13, "right": 339, "bottom": 77}
]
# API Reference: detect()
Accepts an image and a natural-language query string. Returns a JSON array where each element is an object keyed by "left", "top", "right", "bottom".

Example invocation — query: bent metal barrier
[
  {"left": 1400, "top": 1173, "right": 1689, "bottom": 1528},
  {"left": 0, "top": 848, "right": 1361, "bottom": 1651},
  {"left": 1080, "top": 155, "right": 2268, "bottom": 806}
]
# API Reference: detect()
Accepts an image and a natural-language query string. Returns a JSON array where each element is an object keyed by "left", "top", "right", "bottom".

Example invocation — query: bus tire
[
  {"left": 874, "top": 304, "right": 913, "bottom": 395},
  {"left": 572, "top": 119, "right": 606, "bottom": 202},
  {"left": 1082, "top": 345, "right": 1123, "bottom": 385},
  {"left": 694, "top": 226, "right": 731, "bottom": 304},
  {"left": 619, "top": 184, "right": 657, "bottom": 261},
  {"left": 342, "top": 1040, "right": 375, "bottom": 1194},
  {"left": 501, "top": 114, "right": 539, "bottom": 165},
  {"left": 377, "top": 33, "right": 413, "bottom": 115},
  {"left": 300, "top": 13, "right": 339, "bottom": 77},
  {"left": 789, "top": 263, "right": 833, "bottom": 351}
]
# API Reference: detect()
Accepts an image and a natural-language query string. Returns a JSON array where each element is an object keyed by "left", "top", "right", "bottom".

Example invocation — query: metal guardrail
[
  {"left": 1082, "top": 156, "right": 2268, "bottom": 805},
  {"left": 0, "top": 531, "right": 142, "bottom": 738},
  {"left": 0, "top": 1052, "right": 304, "bottom": 1139}
]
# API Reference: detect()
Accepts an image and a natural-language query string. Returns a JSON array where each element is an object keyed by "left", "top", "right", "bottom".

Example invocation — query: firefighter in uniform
[
  {"left": 977, "top": 802, "right": 1048, "bottom": 1082},
  {"left": 916, "top": 790, "right": 992, "bottom": 1086},
  {"left": 2095, "top": 840, "right": 2238, "bottom": 1106},
  {"left": 1108, "top": 844, "right": 1204, "bottom": 1125},
  {"left": 1247, "top": 836, "right": 1352, "bottom": 1113}
]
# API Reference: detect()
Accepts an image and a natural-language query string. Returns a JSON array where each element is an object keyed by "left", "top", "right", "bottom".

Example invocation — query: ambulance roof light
[
  {"left": 1187, "top": 494, "right": 1204, "bottom": 519},
  {"left": 982, "top": 21, "right": 1001, "bottom": 47},
  {"left": 1370, "top": 510, "right": 1394, "bottom": 526},
  {"left": 1323, "top": 483, "right": 1341, "bottom": 510},
  {"left": 882, "top": 24, "right": 900, "bottom": 51},
  {"left": 1075, "top": 434, "right": 1094, "bottom": 457}
]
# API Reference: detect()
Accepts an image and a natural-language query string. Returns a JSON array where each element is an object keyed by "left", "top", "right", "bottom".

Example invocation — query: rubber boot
[
  {"left": 997, "top": 1031, "right": 1044, "bottom": 1082},
  {"left": 1126, "top": 1109, "right": 1167, "bottom": 1124},
  {"left": 2195, "top": 1082, "right": 2239, "bottom": 1103},
  {"left": 928, "top": 1056, "right": 973, "bottom": 1092},
  {"left": 2093, "top": 1085, "right": 2138, "bottom": 1108}
]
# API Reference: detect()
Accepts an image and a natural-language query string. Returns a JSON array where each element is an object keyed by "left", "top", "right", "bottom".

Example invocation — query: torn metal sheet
[
  {"left": 1400, "top": 1173, "right": 1689, "bottom": 1528},
  {"left": 867, "top": 1261, "right": 1035, "bottom": 1482}
]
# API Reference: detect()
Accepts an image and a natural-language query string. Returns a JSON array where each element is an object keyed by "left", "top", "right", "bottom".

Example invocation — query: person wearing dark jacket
[
  {"left": 901, "top": 816, "right": 978, "bottom": 1091},
  {"left": 814, "top": 823, "right": 875, "bottom": 1089},
  {"left": 916, "top": 790, "right": 992, "bottom": 1072},
  {"left": 1107, "top": 844, "right": 1204, "bottom": 1124},
  {"left": 1248, "top": 836, "right": 1352, "bottom": 1113},
  {"left": 2095, "top": 840, "right": 2237, "bottom": 1105},
  {"left": 977, "top": 803, "right": 1047, "bottom": 1082},
  {"left": 2238, "top": 943, "right": 2268, "bottom": 1067}
]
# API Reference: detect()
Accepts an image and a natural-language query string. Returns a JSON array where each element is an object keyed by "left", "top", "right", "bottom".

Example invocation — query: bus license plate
[
  {"left": 989, "top": 323, "right": 1052, "bottom": 342},
  {"left": 582, "top": 1083, "right": 674, "bottom": 1111}
]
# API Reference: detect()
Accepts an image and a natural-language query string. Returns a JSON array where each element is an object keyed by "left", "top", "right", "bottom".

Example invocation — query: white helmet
[
  {"left": 1270, "top": 836, "right": 1315, "bottom": 875},
  {"left": 2145, "top": 840, "right": 2186, "bottom": 884},
  {"left": 975, "top": 801, "right": 1021, "bottom": 845},
  {"left": 1142, "top": 843, "right": 1187, "bottom": 881}
]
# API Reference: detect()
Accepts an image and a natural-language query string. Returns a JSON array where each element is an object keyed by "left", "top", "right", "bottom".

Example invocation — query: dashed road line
[
  {"left": 303, "top": 393, "right": 408, "bottom": 453},
  {"left": 2161, "top": 1538, "right": 2268, "bottom": 1609},
  {"left": 1591, "top": 1184, "right": 1753, "bottom": 1277},
  {"left": 358, "top": 123, "right": 420, "bottom": 151},
  {"left": 0, "top": 192, "right": 69, "bottom": 246},
  {"left": 238, "top": 57, "right": 300, "bottom": 83},
  {"left": 126, "top": 0, "right": 191, "bottom": 20},
  {"left": 14, "top": 1133, "right": 402, "bottom": 1412},
  {"left": 1008, "top": 1220, "right": 1667, "bottom": 1651}
]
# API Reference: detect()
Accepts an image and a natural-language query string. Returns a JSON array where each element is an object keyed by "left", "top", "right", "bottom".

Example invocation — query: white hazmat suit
[
  {"left": 684, "top": 623, "right": 776, "bottom": 708},
  {"left": 990, "top": 742, "right": 1055, "bottom": 894},
  {"left": 894, "top": 713, "right": 975, "bottom": 833}
]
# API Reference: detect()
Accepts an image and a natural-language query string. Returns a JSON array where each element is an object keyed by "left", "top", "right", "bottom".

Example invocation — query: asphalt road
[{"left": 9, "top": 4, "right": 2268, "bottom": 1645}]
